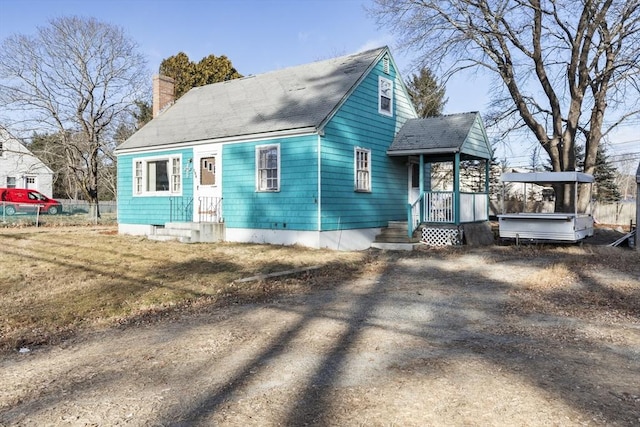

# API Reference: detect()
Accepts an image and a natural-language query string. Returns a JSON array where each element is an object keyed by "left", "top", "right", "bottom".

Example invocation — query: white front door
[{"left": 193, "top": 151, "right": 222, "bottom": 222}]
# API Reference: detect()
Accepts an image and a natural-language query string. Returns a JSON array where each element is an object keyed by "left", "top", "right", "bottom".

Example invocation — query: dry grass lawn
[
  {"left": 1, "top": 225, "right": 639, "bottom": 425},
  {"left": 0, "top": 226, "right": 368, "bottom": 352},
  {"left": 2, "top": 226, "right": 639, "bottom": 355}
]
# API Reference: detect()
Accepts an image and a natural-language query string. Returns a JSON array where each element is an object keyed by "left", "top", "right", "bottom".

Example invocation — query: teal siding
[
  {"left": 117, "top": 148, "right": 194, "bottom": 225},
  {"left": 117, "top": 49, "right": 421, "bottom": 235},
  {"left": 222, "top": 135, "right": 319, "bottom": 231},
  {"left": 320, "top": 56, "right": 416, "bottom": 231},
  {"left": 393, "top": 72, "right": 416, "bottom": 133},
  {"left": 461, "top": 115, "right": 493, "bottom": 159}
]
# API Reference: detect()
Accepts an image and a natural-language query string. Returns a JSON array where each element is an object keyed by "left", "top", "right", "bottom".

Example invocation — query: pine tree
[
  {"left": 593, "top": 147, "right": 622, "bottom": 203},
  {"left": 405, "top": 67, "right": 447, "bottom": 118},
  {"left": 159, "top": 52, "right": 242, "bottom": 100}
]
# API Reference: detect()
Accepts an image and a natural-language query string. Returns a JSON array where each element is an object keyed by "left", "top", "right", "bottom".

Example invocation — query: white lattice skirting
[{"left": 421, "top": 227, "right": 463, "bottom": 246}]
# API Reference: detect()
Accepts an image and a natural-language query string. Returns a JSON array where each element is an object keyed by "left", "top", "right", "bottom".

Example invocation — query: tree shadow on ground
[
  {"left": 1, "top": 246, "right": 638, "bottom": 425},
  {"left": 149, "top": 247, "right": 639, "bottom": 425}
]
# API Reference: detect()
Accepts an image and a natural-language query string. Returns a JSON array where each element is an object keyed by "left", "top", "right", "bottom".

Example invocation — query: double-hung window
[
  {"left": 171, "top": 158, "right": 181, "bottom": 192},
  {"left": 134, "top": 161, "right": 143, "bottom": 194},
  {"left": 256, "top": 145, "right": 280, "bottom": 192},
  {"left": 378, "top": 76, "right": 393, "bottom": 117},
  {"left": 355, "top": 147, "right": 371, "bottom": 192},
  {"left": 133, "top": 155, "right": 182, "bottom": 195}
]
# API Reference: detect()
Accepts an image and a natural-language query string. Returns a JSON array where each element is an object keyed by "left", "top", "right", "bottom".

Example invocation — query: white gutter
[
  {"left": 387, "top": 148, "right": 461, "bottom": 156},
  {"left": 115, "top": 127, "right": 319, "bottom": 155}
]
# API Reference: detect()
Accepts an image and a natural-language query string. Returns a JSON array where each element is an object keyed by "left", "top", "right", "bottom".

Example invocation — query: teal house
[{"left": 115, "top": 47, "right": 492, "bottom": 249}]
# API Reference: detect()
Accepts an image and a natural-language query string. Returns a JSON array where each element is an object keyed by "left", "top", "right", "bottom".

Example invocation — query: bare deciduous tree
[
  {"left": 0, "top": 16, "right": 148, "bottom": 217},
  {"left": 371, "top": 0, "right": 640, "bottom": 211}
]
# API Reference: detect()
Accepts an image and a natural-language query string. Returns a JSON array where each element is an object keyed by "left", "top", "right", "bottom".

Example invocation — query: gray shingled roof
[
  {"left": 387, "top": 112, "right": 479, "bottom": 155},
  {"left": 117, "top": 47, "right": 386, "bottom": 151}
]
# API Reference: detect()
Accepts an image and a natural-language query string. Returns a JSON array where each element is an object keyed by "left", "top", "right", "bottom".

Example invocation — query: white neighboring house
[{"left": 0, "top": 128, "right": 54, "bottom": 197}]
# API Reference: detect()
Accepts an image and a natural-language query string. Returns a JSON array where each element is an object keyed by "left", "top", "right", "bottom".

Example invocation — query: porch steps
[
  {"left": 371, "top": 221, "right": 420, "bottom": 251},
  {"left": 148, "top": 222, "right": 225, "bottom": 243}
]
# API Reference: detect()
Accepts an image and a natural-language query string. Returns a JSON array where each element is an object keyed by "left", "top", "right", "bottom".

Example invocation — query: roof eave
[
  {"left": 115, "top": 126, "right": 319, "bottom": 155},
  {"left": 387, "top": 148, "right": 461, "bottom": 156},
  {"left": 317, "top": 46, "right": 389, "bottom": 133}
]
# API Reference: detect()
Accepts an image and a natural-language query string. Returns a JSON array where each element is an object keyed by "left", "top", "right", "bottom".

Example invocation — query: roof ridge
[
  {"left": 439, "top": 111, "right": 478, "bottom": 117},
  {"left": 188, "top": 46, "right": 387, "bottom": 91}
]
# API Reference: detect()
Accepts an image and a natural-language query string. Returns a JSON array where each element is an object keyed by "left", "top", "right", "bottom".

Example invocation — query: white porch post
[
  {"left": 485, "top": 159, "right": 490, "bottom": 220},
  {"left": 418, "top": 154, "right": 425, "bottom": 230},
  {"left": 454, "top": 152, "right": 460, "bottom": 224}
]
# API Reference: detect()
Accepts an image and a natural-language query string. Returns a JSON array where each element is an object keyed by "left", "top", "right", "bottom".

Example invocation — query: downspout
[
  {"left": 454, "top": 152, "right": 460, "bottom": 224},
  {"left": 317, "top": 133, "right": 322, "bottom": 236}
]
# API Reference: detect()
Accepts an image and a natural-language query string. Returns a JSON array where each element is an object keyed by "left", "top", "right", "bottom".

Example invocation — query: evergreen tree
[
  {"left": 593, "top": 147, "right": 622, "bottom": 203},
  {"left": 405, "top": 67, "right": 447, "bottom": 118},
  {"left": 159, "top": 52, "right": 242, "bottom": 100},
  {"left": 133, "top": 100, "right": 153, "bottom": 129}
]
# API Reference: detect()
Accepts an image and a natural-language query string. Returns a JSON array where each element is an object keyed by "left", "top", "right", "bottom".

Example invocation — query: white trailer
[{"left": 498, "top": 172, "right": 595, "bottom": 242}]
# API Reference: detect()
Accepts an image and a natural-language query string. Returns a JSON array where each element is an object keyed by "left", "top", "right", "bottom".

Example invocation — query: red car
[{"left": 0, "top": 188, "right": 62, "bottom": 215}]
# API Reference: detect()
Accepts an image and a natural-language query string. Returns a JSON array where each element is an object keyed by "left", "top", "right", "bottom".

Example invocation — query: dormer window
[{"left": 378, "top": 76, "right": 393, "bottom": 117}]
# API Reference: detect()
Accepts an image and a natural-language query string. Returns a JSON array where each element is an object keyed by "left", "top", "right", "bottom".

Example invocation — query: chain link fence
[{"left": 1, "top": 200, "right": 117, "bottom": 227}]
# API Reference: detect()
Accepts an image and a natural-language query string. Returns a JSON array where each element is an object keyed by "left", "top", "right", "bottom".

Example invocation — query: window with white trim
[
  {"left": 171, "top": 157, "right": 181, "bottom": 192},
  {"left": 6, "top": 176, "right": 16, "bottom": 188},
  {"left": 355, "top": 147, "right": 371, "bottom": 192},
  {"left": 133, "top": 155, "right": 181, "bottom": 195},
  {"left": 378, "top": 76, "right": 393, "bottom": 116},
  {"left": 256, "top": 145, "right": 279, "bottom": 192},
  {"left": 134, "top": 161, "right": 143, "bottom": 194}
]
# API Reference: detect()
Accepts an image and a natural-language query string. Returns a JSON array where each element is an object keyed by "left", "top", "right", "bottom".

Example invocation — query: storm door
[{"left": 194, "top": 152, "right": 222, "bottom": 222}]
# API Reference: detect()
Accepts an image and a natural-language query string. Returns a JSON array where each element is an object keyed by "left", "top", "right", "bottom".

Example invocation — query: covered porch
[{"left": 387, "top": 113, "right": 494, "bottom": 245}]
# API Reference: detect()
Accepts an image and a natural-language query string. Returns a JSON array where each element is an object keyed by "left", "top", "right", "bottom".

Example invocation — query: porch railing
[
  {"left": 408, "top": 193, "right": 424, "bottom": 237},
  {"left": 424, "top": 192, "right": 455, "bottom": 223},
  {"left": 169, "top": 196, "right": 193, "bottom": 222},
  {"left": 198, "top": 196, "right": 222, "bottom": 223},
  {"left": 169, "top": 196, "right": 222, "bottom": 223},
  {"left": 407, "top": 191, "right": 489, "bottom": 237}
]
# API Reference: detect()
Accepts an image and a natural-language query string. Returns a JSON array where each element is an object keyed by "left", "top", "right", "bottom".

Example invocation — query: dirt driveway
[{"left": 1, "top": 244, "right": 639, "bottom": 426}]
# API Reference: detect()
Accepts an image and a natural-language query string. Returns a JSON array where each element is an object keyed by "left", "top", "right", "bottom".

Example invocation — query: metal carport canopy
[{"left": 500, "top": 171, "right": 595, "bottom": 183}]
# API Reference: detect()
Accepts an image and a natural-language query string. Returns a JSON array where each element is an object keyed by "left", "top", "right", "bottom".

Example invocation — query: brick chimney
[{"left": 152, "top": 74, "right": 175, "bottom": 118}]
